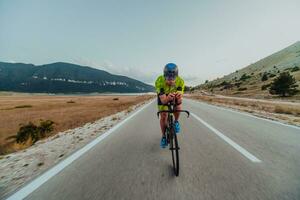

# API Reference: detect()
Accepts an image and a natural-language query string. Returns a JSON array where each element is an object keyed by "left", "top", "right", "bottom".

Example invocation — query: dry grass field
[
  {"left": 0, "top": 94, "right": 154, "bottom": 154},
  {"left": 188, "top": 94, "right": 300, "bottom": 126}
]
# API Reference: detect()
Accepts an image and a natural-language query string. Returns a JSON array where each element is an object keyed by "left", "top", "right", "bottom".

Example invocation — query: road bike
[{"left": 157, "top": 100, "right": 190, "bottom": 176}]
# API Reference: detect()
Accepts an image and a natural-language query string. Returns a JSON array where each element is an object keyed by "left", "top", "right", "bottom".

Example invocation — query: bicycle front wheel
[{"left": 170, "top": 127, "right": 179, "bottom": 176}]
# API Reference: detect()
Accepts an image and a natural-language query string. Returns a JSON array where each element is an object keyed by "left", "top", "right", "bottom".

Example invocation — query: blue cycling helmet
[{"left": 164, "top": 63, "right": 178, "bottom": 80}]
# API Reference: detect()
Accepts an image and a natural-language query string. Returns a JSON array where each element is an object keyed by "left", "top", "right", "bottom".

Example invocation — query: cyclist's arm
[
  {"left": 155, "top": 77, "right": 170, "bottom": 104},
  {"left": 175, "top": 79, "right": 185, "bottom": 104}
]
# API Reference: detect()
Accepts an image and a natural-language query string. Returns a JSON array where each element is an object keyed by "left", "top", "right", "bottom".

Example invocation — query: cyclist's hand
[
  {"left": 175, "top": 92, "right": 183, "bottom": 99},
  {"left": 167, "top": 93, "right": 175, "bottom": 102}
]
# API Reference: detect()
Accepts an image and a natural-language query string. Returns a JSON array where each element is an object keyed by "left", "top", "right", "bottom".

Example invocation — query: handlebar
[{"left": 157, "top": 110, "right": 190, "bottom": 118}]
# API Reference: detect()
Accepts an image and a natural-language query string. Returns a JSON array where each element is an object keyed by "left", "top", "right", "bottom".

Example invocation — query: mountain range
[{"left": 0, "top": 62, "right": 154, "bottom": 93}]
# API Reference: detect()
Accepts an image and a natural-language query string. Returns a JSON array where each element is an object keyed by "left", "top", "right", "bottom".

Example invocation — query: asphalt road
[{"left": 7, "top": 99, "right": 300, "bottom": 200}]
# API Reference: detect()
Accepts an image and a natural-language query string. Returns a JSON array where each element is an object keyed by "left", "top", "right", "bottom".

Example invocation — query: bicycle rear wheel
[{"left": 170, "top": 127, "right": 179, "bottom": 176}]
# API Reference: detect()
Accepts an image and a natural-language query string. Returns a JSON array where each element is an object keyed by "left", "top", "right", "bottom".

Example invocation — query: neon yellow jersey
[{"left": 155, "top": 75, "right": 185, "bottom": 95}]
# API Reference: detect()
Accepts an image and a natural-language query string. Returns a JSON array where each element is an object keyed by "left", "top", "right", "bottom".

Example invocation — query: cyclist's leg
[
  {"left": 158, "top": 105, "right": 169, "bottom": 148},
  {"left": 158, "top": 105, "right": 168, "bottom": 136},
  {"left": 174, "top": 96, "right": 182, "bottom": 133},
  {"left": 174, "top": 94, "right": 183, "bottom": 121},
  {"left": 174, "top": 104, "right": 182, "bottom": 121},
  {"left": 160, "top": 112, "right": 168, "bottom": 135}
]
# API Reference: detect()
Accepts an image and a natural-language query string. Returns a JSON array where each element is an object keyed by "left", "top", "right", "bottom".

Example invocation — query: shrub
[
  {"left": 239, "top": 73, "right": 251, "bottom": 81},
  {"left": 16, "top": 120, "right": 55, "bottom": 144},
  {"left": 219, "top": 81, "right": 229, "bottom": 86},
  {"left": 218, "top": 81, "right": 233, "bottom": 89},
  {"left": 112, "top": 117, "right": 119, "bottom": 121},
  {"left": 16, "top": 122, "right": 38, "bottom": 144},
  {"left": 261, "top": 73, "right": 268, "bottom": 81},
  {"left": 113, "top": 98, "right": 119, "bottom": 101},
  {"left": 38, "top": 120, "right": 54, "bottom": 138},
  {"left": 14, "top": 105, "right": 32, "bottom": 109},
  {"left": 67, "top": 100, "right": 75, "bottom": 103}
]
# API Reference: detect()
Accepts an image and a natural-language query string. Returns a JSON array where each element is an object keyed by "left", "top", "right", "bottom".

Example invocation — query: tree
[
  {"left": 269, "top": 72, "right": 299, "bottom": 97},
  {"left": 205, "top": 80, "right": 209, "bottom": 84}
]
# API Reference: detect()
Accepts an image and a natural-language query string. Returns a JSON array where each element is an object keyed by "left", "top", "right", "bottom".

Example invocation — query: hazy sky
[{"left": 1, "top": 0, "right": 300, "bottom": 86}]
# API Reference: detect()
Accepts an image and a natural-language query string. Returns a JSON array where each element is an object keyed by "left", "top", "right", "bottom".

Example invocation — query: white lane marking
[
  {"left": 6, "top": 99, "right": 155, "bottom": 200},
  {"left": 191, "top": 112, "right": 262, "bottom": 163},
  {"left": 187, "top": 99, "right": 300, "bottom": 131}
]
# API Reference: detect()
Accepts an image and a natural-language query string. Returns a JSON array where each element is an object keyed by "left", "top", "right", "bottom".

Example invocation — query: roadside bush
[
  {"left": 38, "top": 120, "right": 55, "bottom": 138},
  {"left": 16, "top": 122, "right": 38, "bottom": 143},
  {"left": 16, "top": 120, "right": 55, "bottom": 144}
]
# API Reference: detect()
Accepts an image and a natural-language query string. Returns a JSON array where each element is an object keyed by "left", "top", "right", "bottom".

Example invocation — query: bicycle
[{"left": 157, "top": 100, "right": 190, "bottom": 176}]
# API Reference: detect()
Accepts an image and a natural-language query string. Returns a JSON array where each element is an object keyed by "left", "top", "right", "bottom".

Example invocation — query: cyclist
[{"left": 155, "top": 63, "right": 185, "bottom": 148}]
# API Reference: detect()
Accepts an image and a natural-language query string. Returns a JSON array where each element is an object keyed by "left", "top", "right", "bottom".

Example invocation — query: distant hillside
[
  {"left": 194, "top": 41, "right": 300, "bottom": 98},
  {"left": 0, "top": 62, "right": 154, "bottom": 93}
]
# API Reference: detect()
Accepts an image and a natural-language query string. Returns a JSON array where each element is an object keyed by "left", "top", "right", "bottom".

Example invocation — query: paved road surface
[{"left": 6, "top": 99, "right": 300, "bottom": 200}]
